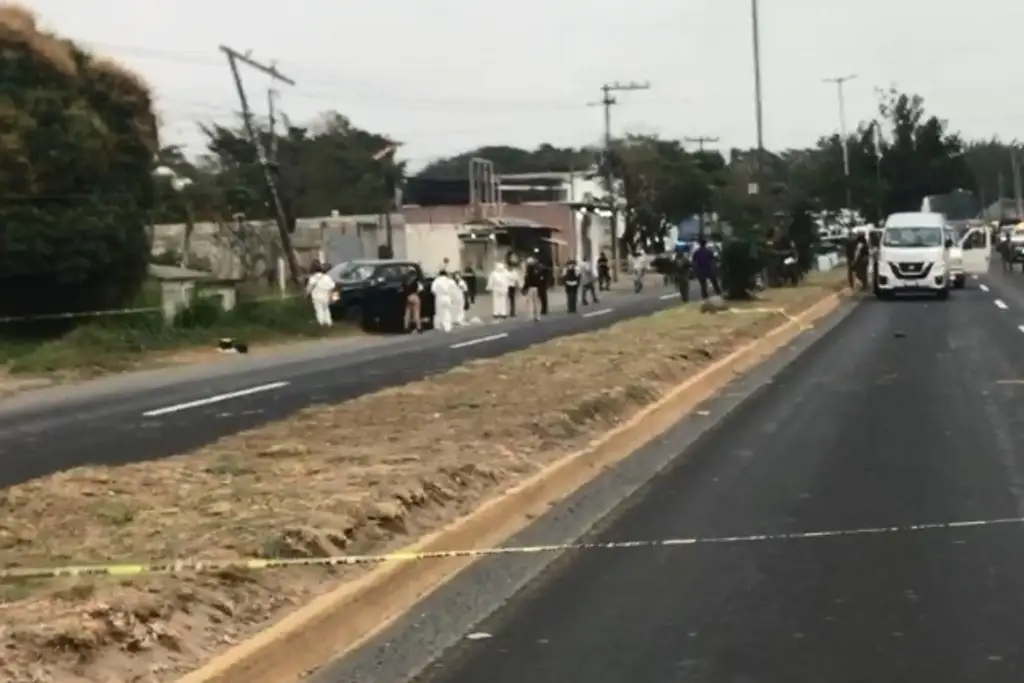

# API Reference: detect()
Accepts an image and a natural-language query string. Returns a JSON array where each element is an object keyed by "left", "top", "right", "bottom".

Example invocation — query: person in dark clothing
[
  {"left": 462, "top": 266, "right": 477, "bottom": 305},
  {"left": 562, "top": 260, "right": 581, "bottom": 313},
  {"left": 692, "top": 238, "right": 721, "bottom": 299},
  {"left": 597, "top": 252, "right": 611, "bottom": 291},
  {"left": 844, "top": 233, "right": 859, "bottom": 288},
  {"left": 674, "top": 251, "right": 692, "bottom": 302},
  {"left": 853, "top": 232, "right": 870, "bottom": 290},
  {"left": 522, "top": 257, "right": 545, "bottom": 321},
  {"left": 401, "top": 271, "right": 423, "bottom": 333}
]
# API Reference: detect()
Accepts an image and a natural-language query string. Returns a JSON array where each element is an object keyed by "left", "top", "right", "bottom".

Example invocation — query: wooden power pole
[
  {"left": 685, "top": 136, "right": 719, "bottom": 236},
  {"left": 219, "top": 45, "right": 300, "bottom": 286},
  {"left": 596, "top": 80, "right": 650, "bottom": 280}
]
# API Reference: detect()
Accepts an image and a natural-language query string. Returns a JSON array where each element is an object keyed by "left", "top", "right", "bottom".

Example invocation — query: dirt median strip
[{"left": 0, "top": 273, "right": 847, "bottom": 683}]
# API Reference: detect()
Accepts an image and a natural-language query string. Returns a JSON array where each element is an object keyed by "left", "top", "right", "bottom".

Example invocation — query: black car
[{"left": 326, "top": 259, "right": 436, "bottom": 332}]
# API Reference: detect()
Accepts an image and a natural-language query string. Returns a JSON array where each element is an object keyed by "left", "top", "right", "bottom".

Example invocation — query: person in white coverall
[
  {"left": 305, "top": 263, "right": 335, "bottom": 326},
  {"left": 488, "top": 262, "right": 510, "bottom": 318},
  {"left": 452, "top": 273, "right": 468, "bottom": 326},
  {"left": 431, "top": 270, "right": 457, "bottom": 332}
]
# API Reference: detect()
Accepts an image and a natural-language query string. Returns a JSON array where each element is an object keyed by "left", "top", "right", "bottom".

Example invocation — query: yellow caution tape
[{"left": 4, "top": 516, "right": 1022, "bottom": 581}]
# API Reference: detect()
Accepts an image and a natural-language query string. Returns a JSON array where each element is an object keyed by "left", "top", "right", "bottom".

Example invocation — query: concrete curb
[{"left": 174, "top": 288, "right": 848, "bottom": 683}]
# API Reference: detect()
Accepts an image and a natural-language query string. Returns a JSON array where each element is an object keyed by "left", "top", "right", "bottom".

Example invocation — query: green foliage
[
  {"left": 719, "top": 239, "right": 762, "bottom": 300},
  {"left": 0, "top": 6, "right": 156, "bottom": 318}
]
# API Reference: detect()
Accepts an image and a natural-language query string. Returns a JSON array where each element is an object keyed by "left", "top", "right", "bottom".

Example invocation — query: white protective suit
[
  {"left": 487, "top": 263, "right": 510, "bottom": 318},
  {"left": 305, "top": 271, "right": 335, "bottom": 326},
  {"left": 431, "top": 273, "right": 457, "bottom": 332},
  {"left": 453, "top": 276, "right": 468, "bottom": 326}
]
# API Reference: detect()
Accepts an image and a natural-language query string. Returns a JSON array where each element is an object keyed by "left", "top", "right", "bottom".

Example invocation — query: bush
[
  {"left": 0, "top": 5, "right": 157, "bottom": 319},
  {"left": 719, "top": 238, "right": 762, "bottom": 300}
]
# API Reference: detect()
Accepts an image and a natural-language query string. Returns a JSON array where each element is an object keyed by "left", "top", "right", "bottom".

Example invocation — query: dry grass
[{"left": 0, "top": 273, "right": 845, "bottom": 683}]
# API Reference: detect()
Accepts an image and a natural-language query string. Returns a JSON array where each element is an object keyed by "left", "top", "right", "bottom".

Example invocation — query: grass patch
[{"left": 0, "top": 295, "right": 358, "bottom": 377}]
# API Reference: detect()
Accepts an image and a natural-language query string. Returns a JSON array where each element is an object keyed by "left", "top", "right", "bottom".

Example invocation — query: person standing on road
[
  {"left": 580, "top": 260, "right": 599, "bottom": 306},
  {"left": 402, "top": 270, "right": 423, "bottom": 333},
  {"left": 431, "top": 270, "right": 456, "bottom": 332},
  {"left": 562, "top": 259, "right": 581, "bottom": 313},
  {"left": 692, "top": 237, "right": 721, "bottom": 299},
  {"left": 522, "top": 256, "right": 544, "bottom": 321},
  {"left": 506, "top": 257, "right": 522, "bottom": 318},
  {"left": 452, "top": 272, "right": 468, "bottom": 326},
  {"left": 487, "top": 261, "right": 511, "bottom": 319},
  {"left": 462, "top": 266, "right": 477, "bottom": 305},
  {"left": 305, "top": 261, "right": 335, "bottom": 327},
  {"left": 674, "top": 250, "right": 692, "bottom": 302},
  {"left": 597, "top": 251, "right": 611, "bottom": 291}
]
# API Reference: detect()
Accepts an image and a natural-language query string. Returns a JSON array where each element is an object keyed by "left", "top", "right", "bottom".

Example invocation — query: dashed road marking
[
  {"left": 660, "top": 293, "right": 678, "bottom": 300},
  {"left": 995, "top": 299, "right": 1008, "bottom": 310},
  {"left": 582, "top": 308, "right": 614, "bottom": 318},
  {"left": 980, "top": 284, "right": 990, "bottom": 292},
  {"left": 450, "top": 332, "right": 508, "bottom": 349},
  {"left": 142, "top": 381, "right": 290, "bottom": 417}
]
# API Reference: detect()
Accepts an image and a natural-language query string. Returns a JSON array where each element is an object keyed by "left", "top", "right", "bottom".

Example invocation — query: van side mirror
[{"left": 944, "top": 238, "right": 953, "bottom": 248}]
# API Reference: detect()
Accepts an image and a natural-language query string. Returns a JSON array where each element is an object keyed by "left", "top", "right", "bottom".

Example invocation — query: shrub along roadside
[{"left": 0, "top": 296, "right": 357, "bottom": 376}]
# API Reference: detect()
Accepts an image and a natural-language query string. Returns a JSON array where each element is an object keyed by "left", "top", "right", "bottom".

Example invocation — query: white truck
[{"left": 875, "top": 212, "right": 990, "bottom": 299}]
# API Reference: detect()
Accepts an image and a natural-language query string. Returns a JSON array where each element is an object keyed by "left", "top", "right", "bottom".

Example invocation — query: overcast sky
[{"left": 24, "top": 0, "right": 1024, "bottom": 171}]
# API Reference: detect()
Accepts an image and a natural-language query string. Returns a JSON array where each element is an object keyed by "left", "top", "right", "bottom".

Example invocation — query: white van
[{"left": 875, "top": 212, "right": 952, "bottom": 299}]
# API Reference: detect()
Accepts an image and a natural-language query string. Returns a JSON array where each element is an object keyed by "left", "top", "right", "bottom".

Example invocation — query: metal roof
[{"left": 462, "top": 216, "right": 552, "bottom": 230}]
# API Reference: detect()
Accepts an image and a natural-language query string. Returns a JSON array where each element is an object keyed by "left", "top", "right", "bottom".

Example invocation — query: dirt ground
[{"left": 0, "top": 273, "right": 845, "bottom": 683}]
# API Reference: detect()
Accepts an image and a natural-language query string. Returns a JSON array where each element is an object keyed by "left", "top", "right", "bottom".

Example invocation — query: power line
[{"left": 684, "top": 135, "right": 719, "bottom": 152}]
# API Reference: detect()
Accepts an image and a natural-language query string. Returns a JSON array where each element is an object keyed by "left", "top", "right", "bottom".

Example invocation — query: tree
[
  {"left": 611, "top": 135, "right": 715, "bottom": 254},
  {"left": 0, "top": 5, "right": 157, "bottom": 318},
  {"left": 417, "top": 144, "right": 596, "bottom": 178}
]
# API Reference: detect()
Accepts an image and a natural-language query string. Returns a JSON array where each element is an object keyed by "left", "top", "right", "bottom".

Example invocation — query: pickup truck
[{"left": 325, "top": 259, "right": 436, "bottom": 332}]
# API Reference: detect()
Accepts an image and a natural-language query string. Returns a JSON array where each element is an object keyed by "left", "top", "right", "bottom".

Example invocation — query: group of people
[
  {"left": 669, "top": 237, "right": 722, "bottom": 302},
  {"left": 426, "top": 266, "right": 474, "bottom": 332}
]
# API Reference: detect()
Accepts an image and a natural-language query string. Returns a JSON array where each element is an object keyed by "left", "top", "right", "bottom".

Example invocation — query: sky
[{"left": 23, "top": 0, "right": 1024, "bottom": 172}]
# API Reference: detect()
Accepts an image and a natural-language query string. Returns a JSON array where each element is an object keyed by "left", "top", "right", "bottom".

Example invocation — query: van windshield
[{"left": 882, "top": 227, "right": 943, "bottom": 248}]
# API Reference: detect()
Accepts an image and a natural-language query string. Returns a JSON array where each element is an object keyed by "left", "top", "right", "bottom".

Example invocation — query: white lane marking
[
  {"left": 449, "top": 332, "right": 508, "bottom": 349},
  {"left": 1018, "top": 325, "right": 1024, "bottom": 334},
  {"left": 995, "top": 299, "right": 1008, "bottom": 310},
  {"left": 659, "top": 293, "right": 678, "bottom": 300},
  {"left": 979, "top": 284, "right": 990, "bottom": 292},
  {"left": 142, "top": 381, "right": 289, "bottom": 417},
  {"left": 582, "top": 307, "right": 614, "bottom": 318}
]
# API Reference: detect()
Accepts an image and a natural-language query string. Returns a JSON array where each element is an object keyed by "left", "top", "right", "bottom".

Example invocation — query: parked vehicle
[{"left": 326, "top": 259, "right": 436, "bottom": 332}]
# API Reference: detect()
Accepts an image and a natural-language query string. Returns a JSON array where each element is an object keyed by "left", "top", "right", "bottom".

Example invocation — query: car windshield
[
  {"left": 328, "top": 262, "right": 376, "bottom": 282},
  {"left": 882, "top": 227, "right": 943, "bottom": 248}
]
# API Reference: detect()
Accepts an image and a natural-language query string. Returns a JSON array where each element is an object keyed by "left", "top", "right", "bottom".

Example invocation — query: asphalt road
[
  {"left": 406, "top": 274, "right": 1024, "bottom": 683},
  {"left": 0, "top": 283, "right": 692, "bottom": 487}
]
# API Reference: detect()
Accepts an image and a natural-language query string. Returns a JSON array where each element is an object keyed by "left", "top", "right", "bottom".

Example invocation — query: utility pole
[
  {"left": 267, "top": 87, "right": 279, "bottom": 164},
  {"left": 685, "top": 136, "right": 719, "bottom": 237},
  {"left": 749, "top": 0, "right": 768, "bottom": 235},
  {"left": 1013, "top": 146, "right": 1023, "bottom": 220},
  {"left": 823, "top": 73, "right": 857, "bottom": 213},
  {"left": 220, "top": 45, "right": 300, "bottom": 286},
  {"left": 596, "top": 80, "right": 650, "bottom": 280}
]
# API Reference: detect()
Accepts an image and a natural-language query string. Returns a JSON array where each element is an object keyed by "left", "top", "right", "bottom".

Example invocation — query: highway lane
[
  {"left": 0, "top": 284, "right": 691, "bottom": 487},
  {"left": 408, "top": 277, "right": 1024, "bottom": 683}
]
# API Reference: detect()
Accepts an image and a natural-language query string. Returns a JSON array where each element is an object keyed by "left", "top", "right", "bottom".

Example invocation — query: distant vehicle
[
  {"left": 326, "top": 259, "right": 436, "bottom": 332},
  {"left": 875, "top": 212, "right": 952, "bottom": 300}
]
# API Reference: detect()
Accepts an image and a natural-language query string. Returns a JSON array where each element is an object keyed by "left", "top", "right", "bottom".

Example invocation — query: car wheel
[
  {"left": 936, "top": 288, "right": 949, "bottom": 300},
  {"left": 954, "top": 279, "right": 965, "bottom": 289}
]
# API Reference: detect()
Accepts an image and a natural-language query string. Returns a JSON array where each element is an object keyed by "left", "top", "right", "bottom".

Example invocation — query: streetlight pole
[
  {"left": 750, "top": 0, "right": 765, "bottom": 174},
  {"left": 823, "top": 74, "right": 857, "bottom": 213}
]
